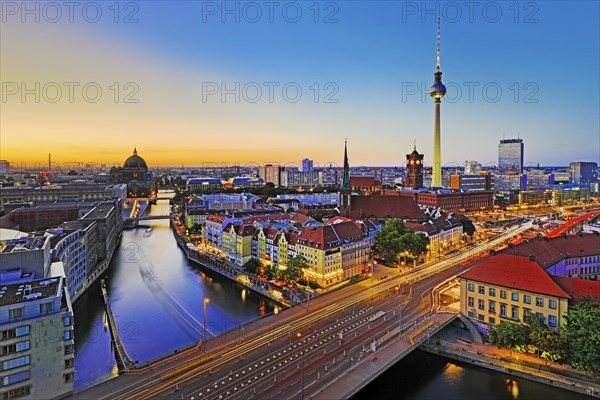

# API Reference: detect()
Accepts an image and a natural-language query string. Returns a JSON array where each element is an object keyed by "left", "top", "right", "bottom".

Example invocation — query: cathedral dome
[{"left": 124, "top": 148, "right": 147, "bottom": 170}]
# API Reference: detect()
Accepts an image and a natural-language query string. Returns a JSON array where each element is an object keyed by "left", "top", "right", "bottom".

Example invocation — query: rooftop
[
  {"left": 550, "top": 276, "right": 600, "bottom": 305},
  {"left": 0, "top": 276, "right": 62, "bottom": 307},
  {"left": 0, "top": 235, "right": 48, "bottom": 254},
  {"left": 81, "top": 203, "right": 115, "bottom": 220},
  {"left": 500, "top": 233, "right": 600, "bottom": 270},
  {"left": 458, "top": 253, "right": 570, "bottom": 299}
]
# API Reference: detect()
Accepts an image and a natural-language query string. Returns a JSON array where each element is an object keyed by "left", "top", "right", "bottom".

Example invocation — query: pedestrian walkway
[{"left": 422, "top": 326, "right": 600, "bottom": 398}]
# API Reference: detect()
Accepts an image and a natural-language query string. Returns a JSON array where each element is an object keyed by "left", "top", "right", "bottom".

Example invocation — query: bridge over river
[{"left": 72, "top": 221, "right": 532, "bottom": 400}]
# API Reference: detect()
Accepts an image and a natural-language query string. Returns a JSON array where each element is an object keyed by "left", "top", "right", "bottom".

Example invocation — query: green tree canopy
[
  {"left": 561, "top": 297, "right": 600, "bottom": 375},
  {"left": 243, "top": 258, "right": 261, "bottom": 274},
  {"left": 279, "top": 255, "right": 306, "bottom": 282},
  {"left": 373, "top": 218, "right": 429, "bottom": 265},
  {"left": 488, "top": 321, "right": 529, "bottom": 356},
  {"left": 460, "top": 217, "right": 476, "bottom": 237}
]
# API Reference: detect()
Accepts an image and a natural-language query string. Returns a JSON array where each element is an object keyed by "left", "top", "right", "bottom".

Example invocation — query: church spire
[
  {"left": 133, "top": 146, "right": 138, "bottom": 155},
  {"left": 340, "top": 139, "right": 351, "bottom": 192}
]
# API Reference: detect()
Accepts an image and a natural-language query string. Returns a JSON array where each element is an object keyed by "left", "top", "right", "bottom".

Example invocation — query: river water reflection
[
  {"left": 354, "top": 350, "right": 589, "bottom": 400},
  {"left": 73, "top": 196, "right": 276, "bottom": 390}
]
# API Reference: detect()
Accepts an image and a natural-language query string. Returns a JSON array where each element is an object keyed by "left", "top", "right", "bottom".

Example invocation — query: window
[
  {"left": 549, "top": 300, "right": 557, "bottom": 309},
  {"left": 536, "top": 297, "right": 543, "bottom": 307},
  {"left": 500, "top": 290, "right": 507, "bottom": 299},
  {"left": 15, "top": 340, "right": 29, "bottom": 352},
  {"left": 548, "top": 315, "right": 557, "bottom": 327},
  {"left": 64, "top": 316, "right": 71, "bottom": 326},
  {"left": 511, "top": 292, "right": 519, "bottom": 302},
  {"left": 500, "top": 303, "right": 507, "bottom": 317},
  {"left": 489, "top": 288, "right": 496, "bottom": 297},
  {"left": 524, "top": 308, "right": 531, "bottom": 319},
  {"left": 478, "top": 314, "right": 484, "bottom": 320},
  {"left": 468, "top": 297, "right": 474, "bottom": 307},
  {"left": 511, "top": 306, "right": 519, "bottom": 320},
  {"left": 3, "top": 385, "right": 30, "bottom": 399},
  {"left": 15, "top": 326, "right": 29, "bottom": 337},
  {"left": 3, "top": 355, "right": 30, "bottom": 371},
  {"left": 3, "top": 371, "right": 30, "bottom": 386},
  {"left": 536, "top": 312, "right": 544, "bottom": 321},
  {"left": 524, "top": 295, "right": 531, "bottom": 304},
  {"left": 8, "top": 308, "right": 24, "bottom": 322},
  {"left": 40, "top": 302, "right": 54, "bottom": 316},
  {"left": 478, "top": 285, "right": 485, "bottom": 294},
  {"left": 489, "top": 300, "right": 496, "bottom": 313},
  {"left": 468, "top": 283, "right": 474, "bottom": 292},
  {"left": 489, "top": 317, "right": 496, "bottom": 324},
  {"left": 478, "top": 299, "right": 484, "bottom": 310}
]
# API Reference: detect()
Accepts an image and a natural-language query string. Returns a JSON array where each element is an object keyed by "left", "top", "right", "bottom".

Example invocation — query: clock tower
[{"left": 406, "top": 145, "right": 424, "bottom": 189}]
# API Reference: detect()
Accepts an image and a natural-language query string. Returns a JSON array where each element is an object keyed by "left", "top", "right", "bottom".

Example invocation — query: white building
[{"left": 272, "top": 193, "right": 339, "bottom": 206}]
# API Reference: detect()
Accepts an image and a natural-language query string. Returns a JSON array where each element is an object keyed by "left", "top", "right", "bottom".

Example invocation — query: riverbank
[
  {"left": 169, "top": 218, "right": 293, "bottom": 307},
  {"left": 420, "top": 326, "right": 600, "bottom": 398}
]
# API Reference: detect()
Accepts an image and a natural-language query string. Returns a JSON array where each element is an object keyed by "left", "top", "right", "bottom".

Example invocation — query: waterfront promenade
[{"left": 421, "top": 326, "right": 600, "bottom": 398}]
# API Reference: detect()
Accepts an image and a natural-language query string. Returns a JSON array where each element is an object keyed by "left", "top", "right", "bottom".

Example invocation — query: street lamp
[
  {"left": 296, "top": 332, "right": 304, "bottom": 400},
  {"left": 203, "top": 297, "right": 210, "bottom": 352}
]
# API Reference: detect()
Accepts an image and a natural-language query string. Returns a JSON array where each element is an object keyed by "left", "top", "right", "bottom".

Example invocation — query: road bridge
[{"left": 71, "top": 221, "right": 533, "bottom": 400}]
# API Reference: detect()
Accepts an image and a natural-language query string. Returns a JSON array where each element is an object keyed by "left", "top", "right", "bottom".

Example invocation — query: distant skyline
[{"left": 1, "top": 1, "right": 598, "bottom": 167}]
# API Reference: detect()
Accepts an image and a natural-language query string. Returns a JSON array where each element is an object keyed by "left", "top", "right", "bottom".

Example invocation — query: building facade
[
  {"left": 569, "top": 162, "right": 598, "bottom": 185},
  {"left": 498, "top": 138, "right": 524, "bottom": 174},
  {"left": 458, "top": 254, "right": 570, "bottom": 334},
  {"left": 0, "top": 275, "right": 75, "bottom": 400},
  {"left": 405, "top": 147, "right": 424, "bottom": 189}
]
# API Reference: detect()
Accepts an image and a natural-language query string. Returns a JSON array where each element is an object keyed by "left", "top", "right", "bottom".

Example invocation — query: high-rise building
[
  {"left": 0, "top": 160, "right": 9, "bottom": 176},
  {"left": 464, "top": 160, "right": 482, "bottom": 175},
  {"left": 301, "top": 159, "right": 314, "bottom": 172},
  {"left": 405, "top": 146, "right": 424, "bottom": 189},
  {"left": 259, "top": 164, "right": 282, "bottom": 186},
  {"left": 498, "top": 138, "right": 524, "bottom": 174},
  {"left": 0, "top": 274, "right": 75, "bottom": 399},
  {"left": 429, "top": 17, "right": 447, "bottom": 188},
  {"left": 569, "top": 162, "right": 598, "bottom": 185}
]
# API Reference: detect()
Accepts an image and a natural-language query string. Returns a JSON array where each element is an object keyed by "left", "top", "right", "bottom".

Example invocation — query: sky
[{"left": 1, "top": 0, "right": 599, "bottom": 169}]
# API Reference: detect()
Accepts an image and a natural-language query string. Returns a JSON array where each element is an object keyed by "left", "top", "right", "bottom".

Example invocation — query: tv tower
[{"left": 429, "top": 16, "right": 447, "bottom": 188}]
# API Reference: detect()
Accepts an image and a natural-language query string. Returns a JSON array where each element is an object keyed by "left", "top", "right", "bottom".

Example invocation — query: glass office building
[{"left": 498, "top": 139, "right": 524, "bottom": 174}]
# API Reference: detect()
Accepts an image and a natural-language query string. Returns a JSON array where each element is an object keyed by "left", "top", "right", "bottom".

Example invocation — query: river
[
  {"left": 73, "top": 195, "right": 277, "bottom": 390},
  {"left": 73, "top": 194, "right": 589, "bottom": 398},
  {"left": 354, "top": 350, "right": 589, "bottom": 400}
]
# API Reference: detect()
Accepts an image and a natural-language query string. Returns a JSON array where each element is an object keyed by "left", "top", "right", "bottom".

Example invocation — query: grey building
[
  {"left": 0, "top": 274, "right": 74, "bottom": 399},
  {"left": 498, "top": 138, "right": 524, "bottom": 174}
]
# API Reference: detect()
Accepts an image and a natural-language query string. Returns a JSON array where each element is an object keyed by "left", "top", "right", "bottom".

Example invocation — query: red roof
[
  {"left": 350, "top": 176, "right": 380, "bottom": 188},
  {"left": 291, "top": 213, "right": 311, "bottom": 224},
  {"left": 500, "top": 234, "right": 600, "bottom": 270},
  {"left": 348, "top": 195, "right": 425, "bottom": 220},
  {"left": 550, "top": 276, "right": 600, "bottom": 304},
  {"left": 458, "top": 254, "right": 570, "bottom": 298},
  {"left": 296, "top": 221, "right": 365, "bottom": 250}
]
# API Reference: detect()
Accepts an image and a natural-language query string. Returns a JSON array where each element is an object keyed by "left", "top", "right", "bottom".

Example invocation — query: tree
[
  {"left": 243, "top": 258, "right": 261, "bottom": 274},
  {"left": 524, "top": 314, "right": 565, "bottom": 366},
  {"left": 279, "top": 255, "right": 306, "bottom": 282},
  {"left": 460, "top": 217, "right": 476, "bottom": 237},
  {"left": 373, "top": 218, "right": 429, "bottom": 265},
  {"left": 488, "top": 321, "right": 528, "bottom": 357},
  {"left": 561, "top": 296, "right": 600, "bottom": 375},
  {"left": 263, "top": 265, "right": 276, "bottom": 280}
]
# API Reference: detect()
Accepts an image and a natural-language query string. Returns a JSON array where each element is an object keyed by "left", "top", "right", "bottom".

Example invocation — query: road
[{"left": 74, "top": 221, "right": 532, "bottom": 400}]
